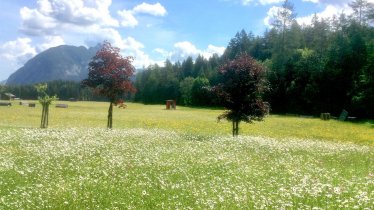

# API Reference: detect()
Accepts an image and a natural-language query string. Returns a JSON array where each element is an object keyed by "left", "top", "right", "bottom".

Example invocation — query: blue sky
[{"left": 0, "top": 0, "right": 366, "bottom": 81}]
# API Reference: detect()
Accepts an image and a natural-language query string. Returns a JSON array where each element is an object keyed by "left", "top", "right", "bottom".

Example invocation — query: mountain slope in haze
[{"left": 6, "top": 45, "right": 100, "bottom": 85}]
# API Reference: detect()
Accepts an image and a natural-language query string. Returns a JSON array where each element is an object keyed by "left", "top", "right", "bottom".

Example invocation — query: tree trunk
[
  {"left": 40, "top": 103, "right": 50, "bottom": 128},
  {"left": 40, "top": 104, "right": 45, "bottom": 128},
  {"left": 232, "top": 120, "right": 240, "bottom": 137},
  {"left": 46, "top": 104, "right": 49, "bottom": 128},
  {"left": 107, "top": 102, "right": 113, "bottom": 129}
]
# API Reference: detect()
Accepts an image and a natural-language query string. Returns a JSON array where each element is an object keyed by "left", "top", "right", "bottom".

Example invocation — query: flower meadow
[{"left": 0, "top": 127, "right": 373, "bottom": 209}]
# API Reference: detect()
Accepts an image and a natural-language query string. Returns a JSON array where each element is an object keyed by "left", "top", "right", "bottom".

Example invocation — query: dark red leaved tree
[
  {"left": 214, "top": 54, "right": 270, "bottom": 136},
  {"left": 82, "top": 41, "right": 136, "bottom": 128}
]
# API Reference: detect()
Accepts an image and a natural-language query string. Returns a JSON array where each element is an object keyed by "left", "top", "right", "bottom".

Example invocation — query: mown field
[{"left": 0, "top": 101, "right": 373, "bottom": 209}]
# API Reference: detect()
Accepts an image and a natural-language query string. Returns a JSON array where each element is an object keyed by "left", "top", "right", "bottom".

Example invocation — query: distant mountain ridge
[{"left": 6, "top": 45, "right": 100, "bottom": 85}]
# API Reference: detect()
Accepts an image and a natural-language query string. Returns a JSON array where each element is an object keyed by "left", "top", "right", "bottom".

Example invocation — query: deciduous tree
[
  {"left": 214, "top": 54, "right": 270, "bottom": 136},
  {"left": 82, "top": 41, "right": 136, "bottom": 128}
]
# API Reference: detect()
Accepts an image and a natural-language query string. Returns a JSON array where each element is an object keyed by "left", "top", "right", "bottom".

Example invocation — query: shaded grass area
[{"left": 0, "top": 101, "right": 373, "bottom": 145}]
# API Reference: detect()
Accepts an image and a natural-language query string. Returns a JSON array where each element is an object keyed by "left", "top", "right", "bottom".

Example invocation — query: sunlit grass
[
  {"left": 0, "top": 100, "right": 373, "bottom": 145},
  {"left": 0, "top": 100, "right": 373, "bottom": 209}
]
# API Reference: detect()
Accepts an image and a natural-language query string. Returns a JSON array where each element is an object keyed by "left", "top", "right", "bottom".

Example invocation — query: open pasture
[
  {"left": 0, "top": 101, "right": 373, "bottom": 145},
  {"left": 0, "top": 101, "right": 373, "bottom": 209}
]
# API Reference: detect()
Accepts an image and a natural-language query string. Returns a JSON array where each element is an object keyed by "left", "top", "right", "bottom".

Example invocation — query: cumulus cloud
[
  {"left": 117, "top": 2, "right": 167, "bottom": 27},
  {"left": 302, "top": 0, "right": 319, "bottom": 3},
  {"left": 171, "top": 41, "right": 200, "bottom": 60},
  {"left": 155, "top": 41, "right": 225, "bottom": 62},
  {"left": 153, "top": 48, "right": 169, "bottom": 57},
  {"left": 38, "top": 36, "right": 65, "bottom": 51},
  {"left": 0, "top": 38, "right": 37, "bottom": 79},
  {"left": 263, "top": 6, "right": 283, "bottom": 27},
  {"left": 0, "top": 38, "right": 37, "bottom": 65},
  {"left": 123, "top": 37, "right": 155, "bottom": 68},
  {"left": 20, "top": 6, "right": 58, "bottom": 36},
  {"left": 20, "top": 0, "right": 119, "bottom": 36},
  {"left": 297, "top": 4, "right": 353, "bottom": 25},
  {"left": 202, "top": 45, "right": 226, "bottom": 59},
  {"left": 15, "top": 0, "right": 169, "bottom": 70},
  {"left": 133, "top": 2, "right": 167, "bottom": 16},
  {"left": 117, "top": 10, "right": 138, "bottom": 27},
  {"left": 83, "top": 27, "right": 158, "bottom": 68}
]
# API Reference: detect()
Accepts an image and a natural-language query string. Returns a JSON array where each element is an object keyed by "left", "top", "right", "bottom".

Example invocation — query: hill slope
[{"left": 6, "top": 45, "right": 99, "bottom": 85}]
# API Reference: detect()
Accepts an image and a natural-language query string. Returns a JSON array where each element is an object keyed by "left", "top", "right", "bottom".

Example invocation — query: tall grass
[
  {"left": 0, "top": 101, "right": 373, "bottom": 209},
  {"left": 0, "top": 128, "right": 373, "bottom": 209}
]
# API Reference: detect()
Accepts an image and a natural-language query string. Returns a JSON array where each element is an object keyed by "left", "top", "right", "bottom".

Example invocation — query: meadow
[{"left": 0, "top": 101, "right": 373, "bottom": 209}]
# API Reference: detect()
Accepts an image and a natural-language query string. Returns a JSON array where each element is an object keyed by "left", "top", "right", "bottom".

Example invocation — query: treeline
[
  {"left": 0, "top": 80, "right": 104, "bottom": 101},
  {"left": 134, "top": 57, "right": 221, "bottom": 106},
  {"left": 135, "top": 0, "right": 374, "bottom": 118}
]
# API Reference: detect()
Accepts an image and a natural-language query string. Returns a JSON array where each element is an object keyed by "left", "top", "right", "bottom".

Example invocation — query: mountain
[{"left": 6, "top": 45, "right": 100, "bottom": 85}]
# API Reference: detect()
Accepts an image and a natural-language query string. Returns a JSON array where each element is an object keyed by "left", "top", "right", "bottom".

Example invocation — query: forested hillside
[{"left": 134, "top": 1, "right": 374, "bottom": 118}]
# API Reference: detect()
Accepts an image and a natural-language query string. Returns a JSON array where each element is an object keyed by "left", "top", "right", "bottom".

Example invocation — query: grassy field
[
  {"left": 0, "top": 101, "right": 373, "bottom": 209},
  {"left": 0, "top": 100, "right": 373, "bottom": 144}
]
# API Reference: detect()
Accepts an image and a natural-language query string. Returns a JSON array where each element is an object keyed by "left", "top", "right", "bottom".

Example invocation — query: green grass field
[{"left": 0, "top": 101, "right": 373, "bottom": 209}]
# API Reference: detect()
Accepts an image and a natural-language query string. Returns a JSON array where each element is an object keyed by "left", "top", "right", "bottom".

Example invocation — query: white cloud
[
  {"left": 263, "top": 6, "right": 282, "bottom": 27},
  {"left": 38, "top": 36, "right": 65, "bottom": 51},
  {"left": 0, "top": 36, "right": 64, "bottom": 79},
  {"left": 155, "top": 41, "right": 225, "bottom": 62},
  {"left": 46, "top": 0, "right": 118, "bottom": 26},
  {"left": 0, "top": 38, "right": 37, "bottom": 64},
  {"left": 16, "top": 0, "right": 168, "bottom": 68},
  {"left": 302, "top": 0, "right": 319, "bottom": 3},
  {"left": 20, "top": 6, "right": 58, "bottom": 36},
  {"left": 133, "top": 2, "right": 167, "bottom": 16},
  {"left": 20, "top": 0, "right": 119, "bottom": 36},
  {"left": 117, "top": 10, "right": 138, "bottom": 27},
  {"left": 82, "top": 27, "right": 157, "bottom": 68},
  {"left": 0, "top": 0, "right": 170, "bottom": 80},
  {"left": 297, "top": 0, "right": 374, "bottom": 26},
  {"left": 0, "top": 38, "right": 37, "bottom": 79},
  {"left": 154, "top": 48, "right": 169, "bottom": 57},
  {"left": 297, "top": 4, "right": 353, "bottom": 26},
  {"left": 202, "top": 45, "right": 226, "bottom": 59},
  {"left": 172, "top": 41, "right": 200, "bottom": 60},
  {"left": 117, "top": 2, "right": 167, "bottom": 28}
]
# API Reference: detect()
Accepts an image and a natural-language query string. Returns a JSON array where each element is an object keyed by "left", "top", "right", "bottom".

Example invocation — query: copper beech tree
[
  {"left": 82, "top": 41, "right": 136, "bottom": 128},
  {"left": 214, "top": 54, "right": 270, "bottom": 136}
]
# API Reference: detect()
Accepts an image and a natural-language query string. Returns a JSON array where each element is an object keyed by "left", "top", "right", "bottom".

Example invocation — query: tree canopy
[
  {"left": 214, "top": 54, "right": 270, "bottom": 136},
  {"left": 82, "top": 41, "right": 136, "bottom": 128}
]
